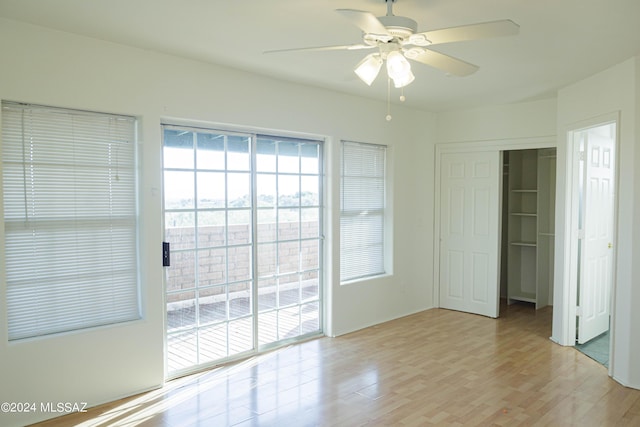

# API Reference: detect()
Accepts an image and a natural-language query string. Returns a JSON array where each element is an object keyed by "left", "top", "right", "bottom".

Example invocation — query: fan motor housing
[{"left": 378, "top": 15, "right": 418, "bottom": 38}]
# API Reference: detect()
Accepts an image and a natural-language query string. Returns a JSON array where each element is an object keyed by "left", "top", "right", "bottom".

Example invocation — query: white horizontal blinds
[
  {"left": 340, "top": 141, "right": 386, "bottom": 282},
  {"left": 2, "top": 102, "right": 140, "bottom": 340}
]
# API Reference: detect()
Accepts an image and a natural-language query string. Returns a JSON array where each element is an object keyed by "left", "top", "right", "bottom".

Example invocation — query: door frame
[
  {"left": 562, "top": 112, "right": 619, "bottom": 370},
  {"left": 160, "top": 122, "right": 326, "bottom": 379},
  {"left": 434, "top": 136, "right": 557, "bottom": 312}
]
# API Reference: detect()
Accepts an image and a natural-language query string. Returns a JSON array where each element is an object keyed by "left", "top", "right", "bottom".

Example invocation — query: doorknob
[{"left": 608, "top": 242, "right": 613, "bottom": 249}]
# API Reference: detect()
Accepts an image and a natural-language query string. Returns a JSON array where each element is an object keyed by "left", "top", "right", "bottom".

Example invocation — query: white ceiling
[{"left": 1, "top": 0, "right": 640, "bottom": 112}]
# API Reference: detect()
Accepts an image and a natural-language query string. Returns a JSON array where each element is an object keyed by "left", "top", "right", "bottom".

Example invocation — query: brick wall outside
[{"left": 166, "top": 221, "right": 319, "bottom": 303}]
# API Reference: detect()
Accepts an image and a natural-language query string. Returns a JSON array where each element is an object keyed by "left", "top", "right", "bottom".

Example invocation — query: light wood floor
[{"left": 32, "top": 302, "right": 640, "bottom": 426}]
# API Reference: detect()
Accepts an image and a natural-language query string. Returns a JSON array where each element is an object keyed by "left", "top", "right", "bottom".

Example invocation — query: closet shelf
[
  {"left": 508, "top": 293, "right": 537, "bottom": 304},
  {"left": 511, "top": 212, "right": 537, "bottom": 217},
  {"left": 510, "top": 241, "right": 537, "bottom": 247}
]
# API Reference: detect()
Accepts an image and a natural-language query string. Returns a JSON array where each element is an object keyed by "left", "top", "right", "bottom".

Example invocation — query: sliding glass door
[{"left": 163, "top": 126, "right": 322, "bottom": 376}]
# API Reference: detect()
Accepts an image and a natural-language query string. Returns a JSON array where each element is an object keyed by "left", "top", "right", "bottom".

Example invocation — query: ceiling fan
[{"left": 265, "top": 0, "right": 519, "bottom": 89}]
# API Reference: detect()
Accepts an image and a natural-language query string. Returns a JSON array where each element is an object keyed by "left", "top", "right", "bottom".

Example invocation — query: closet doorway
[
  {"left": 501, "top": 148, "right": 556, "bottom": 311},
  {"left": 434, "top": 139, "right": 556, "bottom": 320}
]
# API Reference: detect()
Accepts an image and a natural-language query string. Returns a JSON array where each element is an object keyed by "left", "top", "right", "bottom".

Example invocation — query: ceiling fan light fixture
[
  {"left": 391, "top": 68, "right": 415, "bottom": 88},
  {"left": 386, "top": 50, "right": 414, "bottom": 87},
  {"left": 264, "top": 2, "right": 519, "bottom": 119},
  {"left": 354, "top": 53, "right": 383, "bottom": 86}
]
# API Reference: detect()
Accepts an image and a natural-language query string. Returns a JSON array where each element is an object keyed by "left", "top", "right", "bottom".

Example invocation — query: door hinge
[
  {"left": 579, "top": 151, "right": 585, "bottom": 161},
  {"left": 578, "top": 229, "right": 585, "bottom": 240},
  {"left": 576, "top": 306, "right": 582, "bottom": 316},
  {"left": 162, "top": 242, "right": 171, "bottom": 267}
]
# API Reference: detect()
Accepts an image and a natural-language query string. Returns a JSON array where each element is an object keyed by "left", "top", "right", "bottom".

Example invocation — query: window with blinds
[
  {"left": 340, "top": 141, "right": 387, "bottom": 282},
  {"left": 1, "top": 101, "right": 140, "bottom": 340}
]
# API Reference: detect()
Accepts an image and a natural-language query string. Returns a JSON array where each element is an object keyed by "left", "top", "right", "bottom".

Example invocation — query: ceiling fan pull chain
[{"left": 386, "top": 77, "right": 392, "bottom": 121}]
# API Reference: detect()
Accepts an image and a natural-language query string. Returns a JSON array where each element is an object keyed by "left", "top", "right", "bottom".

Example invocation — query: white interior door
[
  {"left": 577, "top": 123, "right": 616, "bottom": 344},
  {"left": 439, "top": 151, "right": 501, "bottom": 318}
]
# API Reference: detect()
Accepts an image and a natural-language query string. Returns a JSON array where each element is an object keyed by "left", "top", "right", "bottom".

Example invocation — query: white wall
[
  {"left": 436, "top": 98, "right": 557, "bottom": 143},
  {"left": 555, "top": 57, "right": 639, "bottom": 388},
  {"left": 326, "top": 106, "right": 437, "bottom": 337},
  {"left": 0, "top": 19, "right": 435, "bottom": 426}
]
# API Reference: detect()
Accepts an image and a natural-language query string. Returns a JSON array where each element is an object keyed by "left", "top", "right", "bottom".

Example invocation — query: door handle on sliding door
[{"left": 162, "top": 242, "right": 171, "bottom": 267}]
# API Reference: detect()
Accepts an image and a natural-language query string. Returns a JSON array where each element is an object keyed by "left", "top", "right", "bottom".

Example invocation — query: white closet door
[
  {"left": 577, "top": 126, "right": 615, "bottom": 344},
  {"left": 439, "top": 151, "right": 501, "bottom": 318}
]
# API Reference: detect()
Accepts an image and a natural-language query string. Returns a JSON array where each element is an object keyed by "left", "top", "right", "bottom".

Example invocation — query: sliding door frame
[{"left": 162, "top": 122, "right": 325, "bottom": 379}]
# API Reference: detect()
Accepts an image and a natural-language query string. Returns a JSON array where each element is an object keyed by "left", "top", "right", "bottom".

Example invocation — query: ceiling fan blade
[
  {"left": 264, "top": 44, "right": 374, "bottom": 54},
  {"left": 419, "top": 20, "right": 519, "bottom": 45},
  {"left": 336, "top": 9, "right": 391, "bottom": 38},
  {"left": 410, "top": 49, "right": 479, "bottom": 76}
]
